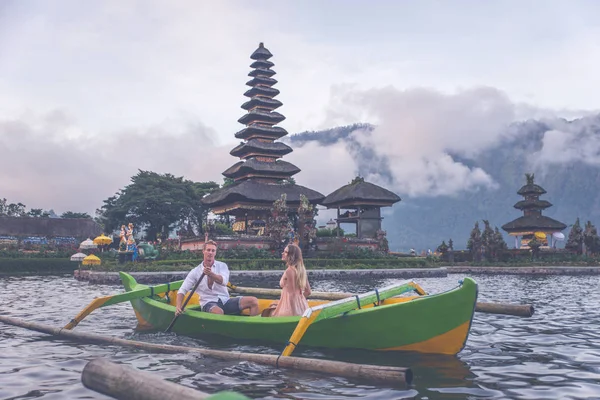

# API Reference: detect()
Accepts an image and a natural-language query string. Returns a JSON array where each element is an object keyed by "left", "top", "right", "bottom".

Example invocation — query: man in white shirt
[{"left": 175, "top": 240, "right": 259, "bottom": 316}]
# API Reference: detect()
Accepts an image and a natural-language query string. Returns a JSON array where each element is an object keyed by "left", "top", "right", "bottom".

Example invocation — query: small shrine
[
  {"left": 118, "top": 223, "right": 139, "bottom": 262},
  {"left": 321, "top": 177, "right": 401, "bottom": 239},
  {"left": 201, "top": 43, "right": 324, "bottom": 232},
  {"left": 502, "top": 173, "right": 567, "bottom": 248}
]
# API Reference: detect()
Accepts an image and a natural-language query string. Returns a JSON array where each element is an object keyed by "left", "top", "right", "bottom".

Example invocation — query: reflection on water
[{"left": 1, "top": 273, "right": 600, "bottom": 399}]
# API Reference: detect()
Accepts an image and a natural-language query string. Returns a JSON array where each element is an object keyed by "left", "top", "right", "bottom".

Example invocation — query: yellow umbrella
[
  {"left": 534, "top": 232, "right": 546, "bottom": 240},
  {"left": 82, "top": 254, "right": 101, "bottom": 266},
  {"left": 93, "top": 234, "right": 113, "bottom": 246}
]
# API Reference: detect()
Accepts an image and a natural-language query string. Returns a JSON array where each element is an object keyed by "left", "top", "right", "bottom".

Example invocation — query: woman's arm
[{"left": 303, "top": 278, "right": 312, "bottom": 298}]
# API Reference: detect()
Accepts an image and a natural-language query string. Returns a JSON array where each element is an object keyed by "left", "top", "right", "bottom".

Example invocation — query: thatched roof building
[
  {"left": 202, "top": 42, "right": 324, "bottom": 217},
  {"left": 502, "top": 173, "right": 566, "bottom": 247},
  {"left": 322, "top": 177, "right": 401, "bottom": 239}
]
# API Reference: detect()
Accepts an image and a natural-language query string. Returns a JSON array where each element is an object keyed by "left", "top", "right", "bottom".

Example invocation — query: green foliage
[
  {"left": 27, "top": 208, "right": 50, "bottom": 218},
  {"left": 268, "top": 194, "right": 292, "bottom": 247},
  {"left": 222, "top": 177, "right": 235, "bottom": 187},
  {"left": 95, "top": 170, "right": 219, "bottom": 241},
  {"left": 527, "top": 237, "right": 542, "bottom": 259},
  {"left": 467, "top": 221, "right": 482, "bottom": 261},
  {"left": 566, "top": 218, "right": 584, "bottom": 254},
  {"left": 0, "top": 198, "right": 27, "bottom": 217},
  {"left": 297, "top": 194, "right": 317, "bottom": 249},
  {"left": 583, "top": 221, "right": 600, "bottom": 255},
  {"left": 61, "top": 211, "right": 92, "bottom": 219},
  {"left": 437, "top": 240, "right": 449, "bottom": 254},
  {"left": 316, "top": 227, "right": 345, "bottom": 237}
]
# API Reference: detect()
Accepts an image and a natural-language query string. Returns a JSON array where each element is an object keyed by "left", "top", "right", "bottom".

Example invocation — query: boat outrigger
[{"left": 89, "top": 272, "right": 478, "bottom": 355}]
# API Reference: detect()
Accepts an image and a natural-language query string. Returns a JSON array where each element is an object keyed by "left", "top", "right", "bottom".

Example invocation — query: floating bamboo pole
[
  {"left": 82, "top": 358, "right": 248, "bottom": 400},
  {"left": 0, "top": 315, "right": 412, "bottom": 385},
  {"left": 474, "top": 302, "right": 534, "bottom": 317},
  {"left": 229, "top": 286, "right": 535, "bottom": 317}
]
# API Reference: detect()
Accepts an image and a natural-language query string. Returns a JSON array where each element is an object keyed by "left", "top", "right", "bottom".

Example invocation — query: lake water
[{"left": 1, "top": 273, "right": 600, "bottom": 399}]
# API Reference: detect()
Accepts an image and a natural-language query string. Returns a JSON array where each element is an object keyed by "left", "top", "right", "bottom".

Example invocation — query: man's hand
[
  {"left": 203, "top": 265, "right": 212, "bottom": 276},
  {"left": 175, "top": 306, "right": 184, "bottom": 316}
]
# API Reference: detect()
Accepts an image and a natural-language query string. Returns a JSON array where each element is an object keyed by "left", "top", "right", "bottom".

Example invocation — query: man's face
[{"left": 203, "top": 244, "right": 217, "bottom": 264}]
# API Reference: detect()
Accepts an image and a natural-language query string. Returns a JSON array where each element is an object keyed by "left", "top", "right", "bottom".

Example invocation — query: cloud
[
  {"left": 531, "top": 115, "right": 600, "bottom": 167},
  {"left": 316, "top": 85, "right": 521, "bottom": 197},
  {"left": 0, "top": 110, "right": 231, "bottom": 214}
]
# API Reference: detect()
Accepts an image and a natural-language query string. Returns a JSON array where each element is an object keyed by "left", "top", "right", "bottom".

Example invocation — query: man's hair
[{"left": 203, "top": 240, "right": 218, "bottom": 249}]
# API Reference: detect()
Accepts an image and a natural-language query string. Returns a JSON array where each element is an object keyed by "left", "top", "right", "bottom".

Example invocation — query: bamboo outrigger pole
[
  {"left": 0, "top": 315, "right": 413, "bottom": 385},
  {"left": 227, "top": 284, "right": 535, "bottom": 317},
  {"left": 83, "top": 358, "right": 250, "bottom": 400}
]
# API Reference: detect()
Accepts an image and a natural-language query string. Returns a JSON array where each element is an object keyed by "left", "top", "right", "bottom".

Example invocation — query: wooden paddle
[
  {"left": 64, "top": 280, "right": 184, "bottom": 330},
  {"left": 164, "top": 273, "right": 205, "bottom": 333}
]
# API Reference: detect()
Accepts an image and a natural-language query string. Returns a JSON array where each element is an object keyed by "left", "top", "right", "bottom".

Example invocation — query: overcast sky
[{"left": 1, "top": 0, "right": 599, "bottom": 217}]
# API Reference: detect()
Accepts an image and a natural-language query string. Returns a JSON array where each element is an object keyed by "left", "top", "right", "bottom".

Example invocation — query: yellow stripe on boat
[{"left": 381, "top": 321, "right": 471, "bottom": 354}]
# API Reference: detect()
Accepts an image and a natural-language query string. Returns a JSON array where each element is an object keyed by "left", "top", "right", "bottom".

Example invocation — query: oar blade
[{"left": 64, "top": 281, "right": 182, "bottom": 330}]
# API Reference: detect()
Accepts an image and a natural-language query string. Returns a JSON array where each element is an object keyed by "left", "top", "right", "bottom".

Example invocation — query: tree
[
  {"left": 528, "top": 237, "right": 541, "bottom": 260},
  {"left": 583, "top": 221, "right": 600, "bottom": 256},
  {"left": 268, "top": 194, "right": 292, "bottom": 248},
  {"left": 4, "top": 202, "right": 26, "bottom": 217},
  {"left": 467, "top": 221, "right": 482, "bottom": 262},
  {"left": 222, "top": 177, "right": 235, "bottom": 187},
  {"left": 436, "top": 240, "right": 449, "bottom": 255},
  {"left": 481, "top": 220, "right": 495, "bottom": 261},
  {"left": 96, "top": 170, "right": 218, "bottom": 241},
  {"left": 61, "top": 211, "right": 92, "bottom": 219},
  {"left": 494, "top": 227, "right": 508, "bottom": 254},
  {"left": 296, "top": 194, "right": 316, "bottom": 250},
  {"left": 565, "top": 218, "right": 584, "bottom": 255},
  {"left": 28, "top": 208, "right": 50, "bottom": 218}
]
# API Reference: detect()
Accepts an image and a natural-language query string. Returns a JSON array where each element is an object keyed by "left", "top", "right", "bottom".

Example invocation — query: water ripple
[{"left": 1, "top": 273, "right": 600, "bottom": 399}]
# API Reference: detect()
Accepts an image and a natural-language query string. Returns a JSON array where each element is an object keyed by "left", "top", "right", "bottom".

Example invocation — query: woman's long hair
[{"left": 285, "top": 244, "right": 307, "bottom": 290}]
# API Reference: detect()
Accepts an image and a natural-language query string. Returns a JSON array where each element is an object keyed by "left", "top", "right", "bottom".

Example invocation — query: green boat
[{"left": 120, "top": 272, "right": 478, "bottom": 355}]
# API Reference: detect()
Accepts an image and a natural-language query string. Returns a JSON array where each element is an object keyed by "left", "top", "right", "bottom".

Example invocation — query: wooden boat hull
[{"left": 121, "top": 273, "right": 478, "bottom": 355}]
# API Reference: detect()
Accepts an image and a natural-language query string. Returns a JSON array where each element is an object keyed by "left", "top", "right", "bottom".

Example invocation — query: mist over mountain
[{"left": 289, "top": 114, "right": 600, "bottom": 252}]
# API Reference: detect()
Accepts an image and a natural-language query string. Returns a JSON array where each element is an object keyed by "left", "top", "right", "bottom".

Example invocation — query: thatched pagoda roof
[
  {"left": 238, "top": 110, "right": 285, "bottom": 125},
  {"left": 502, "top": 215, "right": 567, "bottom": 233},
  {"left": 222, "top": 158, "right": 300, "bottom": 179},
  {"left": 250, "top": 59, "right": 274, "bottom": 69},
  {"left": 513, "top": 199, "right": 552, "bottom": 210},
  {"left": 248, "top": 68, "right": 276, "bottom": 78},
  {"left": 202, "top": 180, "right": 324, "bottom": 208},
  {"left": 241, "top": 97, "right": 282, "bottom": 111},
  {"left": 517, "top": 184, "right": 547, "bottom": 196},
  {"left": 230, "top": 139, "right": 292, "bottom": 158},
  {"left": 322, "top": 179, "right": 401, "bottom": 208},
  {"left": 246, "top": 76, "right": 278, "bottom": 87},
  {"left": 235, "top": 125, "right": 288, "bottom": 140},
  {"left": 244, "top": 86, "right": 280, "bottom": 98},
  {"left": 250, "top": 42, "right": 273, "bottom": 60}
]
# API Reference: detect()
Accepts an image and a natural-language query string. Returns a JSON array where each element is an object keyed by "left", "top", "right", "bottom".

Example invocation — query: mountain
[{"left": 288, "top": 116, "right": 600, "bottom": 252}]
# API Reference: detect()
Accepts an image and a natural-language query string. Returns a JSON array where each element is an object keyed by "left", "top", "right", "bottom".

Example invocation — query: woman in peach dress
[{"left": 270, "top": 244, "right": 312, "bottom": 317}]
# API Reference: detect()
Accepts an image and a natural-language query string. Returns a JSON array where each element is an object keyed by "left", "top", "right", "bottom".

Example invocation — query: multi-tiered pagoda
[
  {"left": 502, "top": 173, "right": 566, "bottom": 248},
  {"left": 202, "top": 43, "right": 324, "bottom": 230}
]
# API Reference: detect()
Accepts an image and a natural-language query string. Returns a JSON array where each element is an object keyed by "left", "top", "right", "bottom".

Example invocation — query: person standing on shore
[{"left": 175, "top": 240, "right": 259, "bottom": 316}]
